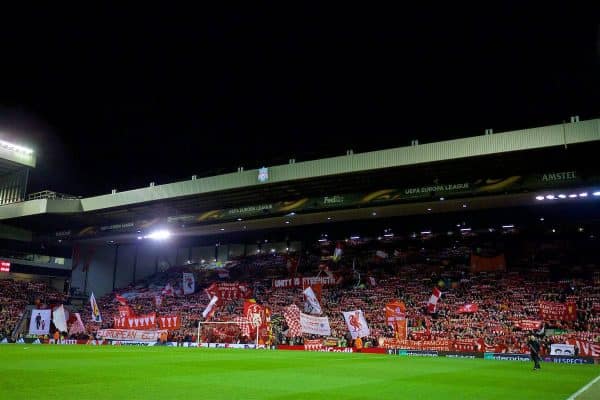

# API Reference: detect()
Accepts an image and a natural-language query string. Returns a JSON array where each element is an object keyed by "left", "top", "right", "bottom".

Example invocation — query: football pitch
[{"left": 0, "top": 346, "right": 598, "bottom": 400}]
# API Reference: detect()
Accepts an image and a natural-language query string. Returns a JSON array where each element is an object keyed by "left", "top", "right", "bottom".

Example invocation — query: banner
[
  {"left": 550, "top": 344, "right": 575, "bottom": 356},
  {"left": 342, "top": 310, "right": 370, "bottom": 339},
  {"left": 513, "top": 320, "right": 543, "bottom": 330},
  {"left": 299, "top": 313, "right": 331, "bottom": 336},
  {"left": 470, "top": 254, "right": 506, "bottom": 273},
  {"left": 29, "top": 309, "right": 51, "bottom": 335},
  {"left": 90, "top": 292, "right": 102, "bottom": 323},
  {"left": 158, "top": 315, "right": 181, "bottom": 330},
  {"left": 96, "top": 329, "right": 167, "bottom": 342},
  {"left": 457, "top": 303, "right": 479, "bottom": 313},
  {"left": 385, "top": 301, "right": 406, "bottom": 327},
  {"left": 183, "top": 272, "right": 195, "bottom": 295},
  {"left": 283, "top": 304, "right": 302, "bottom": 337},
  {"left": 118, "top": 306, "right": 132, "bottom": 318},
  {"left": 52, "top": 305, "right": 68, "bottom": 332},
  {"left": 205, "top": 282, "right": 251, "bottom": 300},
  {"left": 303, "top": 287, "right": 322, "bottom": 315},
  {"left": 113, "top": 313, "right": 156, "bottom": 330},
  {"left": 539, "top": 301, "right": 577, "bottom": 321},
  {"left": 567, "top": 340, "right": 600, "bottom": 357},
  {"left": 304, "top": 339, "right": 323, "bottom": 351},
  {"left": 272, "top": 276, "right": 336, "bottom": 288}
]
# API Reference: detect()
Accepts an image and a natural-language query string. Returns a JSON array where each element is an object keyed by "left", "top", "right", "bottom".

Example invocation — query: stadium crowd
[{"left": 1, "top": 232, "right": 599, "bottom": 355}]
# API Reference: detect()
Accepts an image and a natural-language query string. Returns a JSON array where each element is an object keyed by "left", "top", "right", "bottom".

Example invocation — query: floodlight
[{"left": 144, "top": 230, "right": 171, "bottom": 240}]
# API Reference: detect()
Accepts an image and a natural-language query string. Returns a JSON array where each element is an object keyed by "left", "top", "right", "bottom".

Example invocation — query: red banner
[
  {"left": 567, "top": 339, "right": 600, "bottom": 357},
  {"left": 158, "top": 315, "right": 181, "bottom": 330},
  {"left": 304, "top": 339, "right": 323, "bottom": 351},
  {"left": 118, "top": 306, "right": 132, "bottom": 318},
  {"left": 205, "top": 283, "right": 252, "bottom": 300},
  {"left": 513, "top": 320, "right": 543, "bottom": 330},
  {"left": 113, "top": 313, "right": 156, "bottom": 329},
  {"left": 539, "top": 301, "right": 577, "bottom": 321},
  {"left": 457, "top": 303, "right": 479, "bottom": 313}
]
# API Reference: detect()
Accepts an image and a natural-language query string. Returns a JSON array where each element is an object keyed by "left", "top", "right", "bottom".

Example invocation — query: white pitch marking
[{"left": 566, "top": 373, "right": 600, "bottom": 400}]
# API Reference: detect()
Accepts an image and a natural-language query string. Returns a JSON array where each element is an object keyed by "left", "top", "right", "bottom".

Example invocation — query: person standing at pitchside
[{"left": 527, "top": 334, "right": 541, "bottom": 370}]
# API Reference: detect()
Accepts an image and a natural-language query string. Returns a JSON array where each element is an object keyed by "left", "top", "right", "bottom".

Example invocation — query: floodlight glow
[
  {"left": 383, "top": 233, "right": 394, "bottom": 237},
  {"left": 0, "top": 139, "right": 34, "bottom": 154},
  {"left": 502, "top": 225, "right": 514, "bottom": 229},
  {"left": 144, "top": 230, "right": 171, "bottom": 240},
  {"left": 535, "top": 196, "right": 544, "bottom": 201},
  {"left": 568, "top": 194, "right": 577, "bottom": 198},
  {"left": 460, "top": 228, "right": 471, "bottom": 232},
  {"left": 558, "top": 194, "right": 567, "bottom": 199},
  {"left": 593, "top": 192, "right": 600, "bottom": 196},
  {"left": 420, "top": 231, "right": 431, "bottom": 235},
  {"left": 546, "top": 195, "right": 555, "bottom": 200},
  {"left": 318, "top": 238, "right": 327, "bottom": 242},
  {"left": 579, "top": 192, "right": 588, "bottom": 197},
  {"left": 350, "top": 235, "right": 360, "bottom": 240}
]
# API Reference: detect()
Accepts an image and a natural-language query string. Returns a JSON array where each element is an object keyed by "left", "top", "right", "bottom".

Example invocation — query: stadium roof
[
  {"left": 0, "top": 118, "right": 599, "bottom": 238},
  {"left": 0, "top": 139, "right": 36, "bottom": 174}
]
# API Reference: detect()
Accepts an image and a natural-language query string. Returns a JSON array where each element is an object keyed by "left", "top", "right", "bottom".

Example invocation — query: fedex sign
[{"left": 0, "top": 260, "right": 10, "bottom": 273}]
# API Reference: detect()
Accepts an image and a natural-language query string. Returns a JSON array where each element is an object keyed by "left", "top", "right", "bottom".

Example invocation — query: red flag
[
  {"left": 115, "top": 294, "right": 127, "bottom": 306},
  {"left": 427, "top": 287, "right": 442, "bottom": 313},
  {"left": 457, "top": 303, "right": 479, "bottom": 313}
]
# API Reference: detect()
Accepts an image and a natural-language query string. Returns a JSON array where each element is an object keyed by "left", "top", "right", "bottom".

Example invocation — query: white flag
[
  {"left": 303, "top": 286, "right": 322, "bottom": 315},
  {"left": 202, "top": 296, "right": 219, "bottom": 319},
  {"left": 342, "top": 310, "right": 370, "bottom": 339},
  {"left": 29, "top": 309, "right": 51, "bottom": 335},
  {"left": 183, "top": 272, "right": 195, "bottom": 295},
  {"left": 90, "top": 292, "right": 102, "bottom": 323},
  {"left": 53, "top": 305, "right": 68, "bottom": 332},
  {"left": 69, "top": 313, "right": 86, "bottom": 336}
]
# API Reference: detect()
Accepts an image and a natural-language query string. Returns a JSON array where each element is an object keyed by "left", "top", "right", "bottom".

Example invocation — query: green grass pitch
[{"left": 1, "top": 346, "right": 599, "bottom": 400}]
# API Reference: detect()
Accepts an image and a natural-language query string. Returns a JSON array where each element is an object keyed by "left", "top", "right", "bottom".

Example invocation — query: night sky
[{"left": 0, "top": 5, "right": 598, "bottom": 197}]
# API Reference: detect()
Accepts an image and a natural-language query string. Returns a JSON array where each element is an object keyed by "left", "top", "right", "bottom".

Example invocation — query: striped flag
[
  {"left": 115, "top": 294, "right": 127, "bottom": 305},
  {"left": 202, "top": 296, "right": 219, "bottom": 320},
  {"left": 90, "top": 292, "right": 102, "bottom": 323},
  {"left": 427, "top": 287, "right": 442, "bottom": 314}
]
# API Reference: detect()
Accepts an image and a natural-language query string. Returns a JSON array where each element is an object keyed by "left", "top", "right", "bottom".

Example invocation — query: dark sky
[{"left": 0, "top": 5, "right": 598, "bottom": 197}]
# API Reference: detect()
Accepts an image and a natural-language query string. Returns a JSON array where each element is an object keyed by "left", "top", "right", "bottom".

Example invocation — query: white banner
[
  {"left": 550, "top": 343, "right": 575, "bottom": 356},
  {"left": 299, "top": 313, "right": 331, "bottom": 336},
  {"left": 303, "top": 286, "right": 322, "bottom": 315},
  {"left": 52, "top": 305, "right": 68, "bottom": 332},
  {"left": 96, "top": 329, "right": 167, "bottom": 342},
  {"left": 342, "top": 310, "right": 370, "bottom": 339},
  {"left": 183, "top": 272, "right": 195, "bottom": 295},
  {"left": 29, "top": 309, "right": 51, "bottom": 335}
]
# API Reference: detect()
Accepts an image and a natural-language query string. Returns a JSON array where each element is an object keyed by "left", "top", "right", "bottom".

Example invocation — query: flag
[
  {"left": 90, "top": 292, "right": 102, "bottom": 323},
  {"left": 283, "top": 304, "right": 302, "bottom": 337},
  {"left": 115, "top": 294, "right": 128, "bottom": 306},
  {"left": 427, "top": 287, "right": 442, "bottom": 313},
  {"left": 53, "top": 305, "right": 68, "bottom": 332},
  {"left": 342, "top": 310, "right": 370, "bottom": 339},
  {"left": 69, "top": 313, "right": 86, "bottom": 336},
  {"left": 202, "top": 296, "right": 218, "bottom": 319},
  {"left": 183, "top": 272, "right": 195, "bottom": 295},
  {"left": 375, "top": 250, "right": 388, "bottom": 260},
  {"left": 162, "top": 283, "right": 174, "bottom": 296},
  {"left": 303, "top": 286, "right": 322, "bottom": 315},
  {"left": 332, "top": 242, "right": 343, "bottom": 262},
  {"left": 234, "top": 316, "right": 251, "bottom": 338},
  {"left": 457, "top": 303, "right": 479, "bottom": 313},
  {"left": 244, "top": 299, "right": 264, "bottom": 328},
  {"left": 29, "top": 309, "right": 51, "bottom": 335}
]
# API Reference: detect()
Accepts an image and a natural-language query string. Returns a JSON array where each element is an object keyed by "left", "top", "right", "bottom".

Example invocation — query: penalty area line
[{"left": 566, "top": 373, "right": 600, "bottom": 400}]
